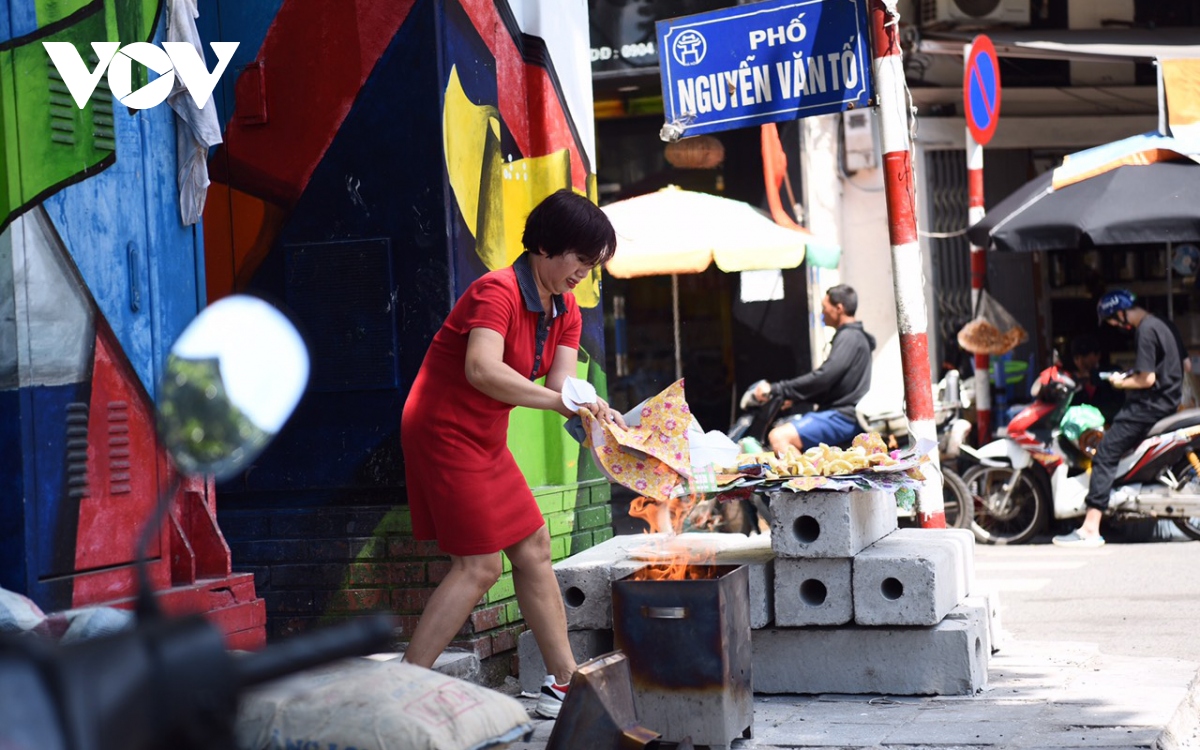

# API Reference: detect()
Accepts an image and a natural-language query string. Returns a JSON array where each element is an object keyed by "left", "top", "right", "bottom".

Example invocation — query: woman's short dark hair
[
  {"left": 826, "top": 284, "right": 858, "bottom": 316},
  {"left": 522, "top": 189, "right": 617, "bottom": 266}
]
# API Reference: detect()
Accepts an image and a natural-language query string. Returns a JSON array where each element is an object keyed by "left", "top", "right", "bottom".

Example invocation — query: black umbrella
[{"left": 968, "top": 158, "right": 1200, "bottom": 253}]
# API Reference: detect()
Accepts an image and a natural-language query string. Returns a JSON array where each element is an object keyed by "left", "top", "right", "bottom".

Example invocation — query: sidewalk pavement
[{"left": 503, "top": 638, "right": 1200, "bottom": 749}]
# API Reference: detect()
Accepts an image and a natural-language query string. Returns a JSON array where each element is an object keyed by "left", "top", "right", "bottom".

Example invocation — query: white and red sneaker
[{"left": 535, "top": 675, "right": 569, "bottom": 719}]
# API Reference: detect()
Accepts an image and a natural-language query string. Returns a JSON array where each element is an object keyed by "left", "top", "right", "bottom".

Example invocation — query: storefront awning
[{"left": 918, "top": 28, "right": 1200, "bottom": 63}]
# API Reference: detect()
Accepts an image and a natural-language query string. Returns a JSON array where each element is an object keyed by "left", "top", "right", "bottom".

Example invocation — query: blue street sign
[
  {"left": 656, "top": 0, "right": 873, "bottom": 140},
  {"left": 964, "top": 34, "right": 1001, "bottom": 146}
]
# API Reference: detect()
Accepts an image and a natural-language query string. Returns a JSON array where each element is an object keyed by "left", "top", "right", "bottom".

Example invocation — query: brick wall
[{"left": 217, "top": 478, "right": 612, "bottom": 680}]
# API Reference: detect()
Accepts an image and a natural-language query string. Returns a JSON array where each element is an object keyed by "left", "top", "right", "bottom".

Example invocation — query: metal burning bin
[{"left": 611, "top": 564, "right": 753, "bottom": 750}]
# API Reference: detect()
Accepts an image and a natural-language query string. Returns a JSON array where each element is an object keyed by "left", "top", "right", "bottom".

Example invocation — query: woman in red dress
[{"left": 400, "top": 190, "right": 623, "bottom": 718}]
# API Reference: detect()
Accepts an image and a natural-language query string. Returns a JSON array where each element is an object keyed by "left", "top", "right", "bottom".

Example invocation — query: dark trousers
[{"left": 1085, "top": 413, "right": 1159, "bottom": 511}]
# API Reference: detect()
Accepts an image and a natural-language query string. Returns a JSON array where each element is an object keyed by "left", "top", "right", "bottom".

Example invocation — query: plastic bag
[
  {"left": 957, "top": 290, "right": 1028, "bottom": 355},
  {"left": 1060, "top": 404, "right": 1105, "bottom": 441}
]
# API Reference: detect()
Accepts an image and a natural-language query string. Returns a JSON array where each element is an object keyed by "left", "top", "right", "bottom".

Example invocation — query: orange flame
[
  {"left": 628, "top": 492, "right": 704, "bottom": 535},
  {"left": 629, "top": 555, "right": 719, "bottom": 581},
  {"left": 627, "top": 492, "right": 717, "bottom": 580}
]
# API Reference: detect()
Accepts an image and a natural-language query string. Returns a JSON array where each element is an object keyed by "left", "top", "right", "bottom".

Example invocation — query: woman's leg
[
  {"left": 403, "top": 552, "right": 502, "bottom": 668},
  {"left": 505, "top": 525, "right": 575, "bottom": 683}
]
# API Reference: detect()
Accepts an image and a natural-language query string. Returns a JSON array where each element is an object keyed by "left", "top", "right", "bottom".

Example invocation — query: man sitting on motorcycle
[
  {"left": 751, "top": 284, "right": 876, "bottom": 454},
  {"left": 1053, "top": 289, "right": 1183, "bottom": 548}
]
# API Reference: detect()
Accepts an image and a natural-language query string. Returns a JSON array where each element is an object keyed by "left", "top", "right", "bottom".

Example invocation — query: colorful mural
[
  {"left": 0, "top": 0, "right": 611, "bottom": 659},
  {"left": 0, "top": 0, "right": 264, "bottom": 648},
  {"left": 202, "top": 0, "right": 614, "bottom": 647}
]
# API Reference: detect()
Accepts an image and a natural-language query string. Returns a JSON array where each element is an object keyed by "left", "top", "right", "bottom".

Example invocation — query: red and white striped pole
[
  {"left": 869, "top": 0, "right": 944, "bottom": 528},
  {"left": 966, "top": 92, "right": 991, "bottom": 446}
]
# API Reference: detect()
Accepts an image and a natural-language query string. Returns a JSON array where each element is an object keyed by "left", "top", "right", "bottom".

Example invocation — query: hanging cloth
[{"left": 167, "top": 0, "right": 225, "bottom": 226}]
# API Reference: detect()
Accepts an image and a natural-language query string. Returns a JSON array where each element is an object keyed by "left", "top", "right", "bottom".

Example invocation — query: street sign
[
  {"left": 964, "top": 34, "right": 1001, "bottom": 146},
  {"left": 656, "top": 0, "right": 873, "bottom": 140}
]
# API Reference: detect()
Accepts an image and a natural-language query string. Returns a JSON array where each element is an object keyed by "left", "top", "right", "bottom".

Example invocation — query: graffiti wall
[
  {"left": 202, "top": 0, "right": 611, "bottom": 647},
  {"left": 0, "top": 0, "right": 264, "bottom": 647}
]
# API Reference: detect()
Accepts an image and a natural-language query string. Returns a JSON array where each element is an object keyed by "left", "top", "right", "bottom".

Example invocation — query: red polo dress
[{"left": 401, "top": 256, "right": 581, "bottom": 555}]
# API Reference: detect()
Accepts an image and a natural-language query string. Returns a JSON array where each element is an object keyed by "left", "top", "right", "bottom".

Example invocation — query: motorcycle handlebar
[
  {"left": 234, "top": 612, "right": 396, "bottom": 689},
  {"left": 0, "top": 609, "right": 397, "bottom": 750}
]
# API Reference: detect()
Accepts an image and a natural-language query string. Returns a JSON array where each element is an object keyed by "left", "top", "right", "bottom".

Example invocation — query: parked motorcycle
[
  {"left": 855, "top": 370, "right": 974, "bottom": 530},
  {"left": 962, "top": 359, "right": 1200, "bottom": 544}
]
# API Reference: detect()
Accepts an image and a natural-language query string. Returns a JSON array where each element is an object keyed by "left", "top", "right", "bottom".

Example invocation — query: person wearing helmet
[{"left": 1053, "top": 289, "right": 1183, "bottom": 547}]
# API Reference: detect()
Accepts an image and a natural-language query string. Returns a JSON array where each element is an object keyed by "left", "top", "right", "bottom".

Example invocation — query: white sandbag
[
  {"left": 235, "top": 656, "right": 533, "bottom": 750},
  {"left": 59, "top": 606, "right": 135, "bottom": 644},
  {"left": 0, "top": 588, "right": 45, "bottom": 634}
]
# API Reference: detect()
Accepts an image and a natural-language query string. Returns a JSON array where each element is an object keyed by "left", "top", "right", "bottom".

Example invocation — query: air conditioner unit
[{"left": 922, "top": 0, "right": 1030, "bottom": 26}]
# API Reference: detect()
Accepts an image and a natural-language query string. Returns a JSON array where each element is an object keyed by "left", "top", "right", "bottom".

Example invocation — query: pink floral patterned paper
[{"left": 580, "top": 379, "right": 692, "bottom": 502}]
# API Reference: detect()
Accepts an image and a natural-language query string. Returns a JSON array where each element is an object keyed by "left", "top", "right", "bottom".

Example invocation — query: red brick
[
  {"left": 469, "top": 604, "right": 506, "bottom": 632},
  {"left": 427, "top": 560, "right": 452, "bottom": 584},
  {"left": 327, "top": 588, "right": 389, "bottom": 612},
  {"left": 449, "top": 634, "right": 493, "bottom": 660},
  {"left": 346, "top": 562, "right": 425, "bottom": 586},
  {"left": 387, "top": 538, "right": 417, "bottom": 557},
  {"left": 388, "top": 538, "right": 444, "bottom": 558},
  {"left": 417, "top": 540, "right": 443, "bottom": 557},
  {"left": 392, "top": 587, "right": 434, "bottom": 614},
  {"left": 491, "top": 625, "right": 522, "bottom": 654}
]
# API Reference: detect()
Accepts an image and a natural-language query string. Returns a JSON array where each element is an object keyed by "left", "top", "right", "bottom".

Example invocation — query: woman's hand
[{"left": 584, "top": 397, "right": 627, "bottom": 429}]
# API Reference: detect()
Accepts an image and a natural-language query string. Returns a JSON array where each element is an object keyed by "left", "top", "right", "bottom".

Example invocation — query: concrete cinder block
[
  {"left": 517, "top": 628, "right": 614, "bottom": 695},
  {"left": 852, "top": 531, "right": 966, "bottom": 626},
  {"left": 944, "top": 596, "right": 992, "bottom": 659},
  {"left": 962, "top": 587, "right": 1006, "bottom": 654},
  {"left": 752, "top": 602, "right": 989, "bottom": 696},
  {"left": 554, "top": 533, "right": 667, "bottom": 629},
  {"left": 773, "top": 557, "right": 853, "bottom": 626},
  {"left": 767, "top": 490, "right": 896, "bottom": 558},
  {"left": 556, "top": 559, "right": 643, "bottom": 630},
  {"left": 711, "top": 545, "right": 775, "bottom": 629},
  {"left": 890, "top": 527, "right": 975, "bottom": 596}
]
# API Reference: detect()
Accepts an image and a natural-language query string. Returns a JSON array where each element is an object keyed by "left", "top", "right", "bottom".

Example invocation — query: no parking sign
[{"left": 964, "top": 35, "right": 1001, "bottom": 146}]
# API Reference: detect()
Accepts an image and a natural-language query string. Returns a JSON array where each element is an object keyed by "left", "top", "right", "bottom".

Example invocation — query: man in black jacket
[{"left": 752, "top": 284, "right": 876, "bottom": 454}]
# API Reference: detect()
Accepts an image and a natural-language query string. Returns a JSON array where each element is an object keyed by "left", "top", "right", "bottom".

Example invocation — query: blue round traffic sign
[{"left": 964, "top": 35, "right": 1001, "bottom": 146}]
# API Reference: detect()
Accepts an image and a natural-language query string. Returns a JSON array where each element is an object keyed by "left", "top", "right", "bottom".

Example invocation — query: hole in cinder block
[
  {"left": 792, "top": 515, "right": 820, "bottom": 544},
  {"left": 799, "top": 578, "right": 828, "bottom": 606},
  {"left": 881, "top": 577, "right": 904, "bottom": 600},
  {"left": 564, "top": 586, "right": 586, "bottom": 608},
  {"left": 975, "top": 636, "right": 983, "bottom": 660}
]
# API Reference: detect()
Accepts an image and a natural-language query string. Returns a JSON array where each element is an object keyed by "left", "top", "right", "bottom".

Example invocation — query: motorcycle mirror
[{"left": 156, "top": 295, "right": 309, "bottom": 481}]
